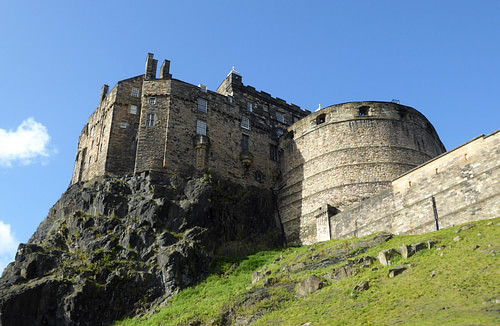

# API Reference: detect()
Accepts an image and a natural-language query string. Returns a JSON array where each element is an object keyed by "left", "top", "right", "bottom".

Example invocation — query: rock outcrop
[{"left": 0, "top": 173, "right": 282, "bottom": 326}]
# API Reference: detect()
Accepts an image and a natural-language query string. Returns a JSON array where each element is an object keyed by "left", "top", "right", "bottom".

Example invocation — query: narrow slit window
[
  {"left": 270, "top": 144, "right": 279, "bottom": 162},
  {"left": 241, "top": 134, "right": 249, "bottom": 151},
  {"left": 146, "top": 113, "right": 156, "bottom": 127}
]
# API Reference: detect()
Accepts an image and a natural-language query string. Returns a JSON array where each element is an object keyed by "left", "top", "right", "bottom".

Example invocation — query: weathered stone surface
[
  {"left": 378, "top": 249, "right": 399, "bottom": 266},
  {"left": 0, "top": 174, "right": 282, "bottom": 326},
  {"left": 456, "top": 224, "right": 476, "bottom": 233},
  {"left": 353, "top": 280, "right": 370, "bottom": 292},
  {"left": 388, "top": 265, "right": 407, "bottom": 278},
  {"left": 327, "top": 132, "right": 500, "bottom": 243},
  {"left": 295, "top": 275, "right": 326, "bottom": 297},
  {"left": 325, "top": 264, "right": 358, "bottom": 283},
  {"left": 399, "top": 244, "right": 415, "bottom": 259}
]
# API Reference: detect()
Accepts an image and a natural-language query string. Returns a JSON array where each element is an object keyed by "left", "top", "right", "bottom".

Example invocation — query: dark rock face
[{"left": 0, "top": 174, "right": 281, "bottom": 326}]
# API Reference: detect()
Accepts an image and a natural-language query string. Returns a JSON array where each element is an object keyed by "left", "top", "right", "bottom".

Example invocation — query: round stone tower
[{"left": 278, "top": 101, "right": 446, "bottom": 245}]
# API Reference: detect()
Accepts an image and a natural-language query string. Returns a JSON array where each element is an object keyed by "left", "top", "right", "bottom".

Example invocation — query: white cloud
[
  {"left": 0, "top": 118, "right": 54, "bottom": 167},
  {"left": 0, "top": 221, "right": 19, "bottom": 274}
]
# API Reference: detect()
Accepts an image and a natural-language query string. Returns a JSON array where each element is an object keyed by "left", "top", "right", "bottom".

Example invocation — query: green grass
[{"left": 115, "top": 217, "right": 500, "bottom": 325}]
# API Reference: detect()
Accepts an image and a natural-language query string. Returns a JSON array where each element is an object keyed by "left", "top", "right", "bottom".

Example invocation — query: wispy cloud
[
  {"left": 0, "top": 220, "right": 19, "bottom": 274},
  {"left": 0, "top": 118, "right": 55, "bottom": 167}
]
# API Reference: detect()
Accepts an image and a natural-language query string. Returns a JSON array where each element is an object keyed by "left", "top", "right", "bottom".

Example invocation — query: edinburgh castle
[{"left": 72, "top": 53, "right": 500, "bottom": 245}]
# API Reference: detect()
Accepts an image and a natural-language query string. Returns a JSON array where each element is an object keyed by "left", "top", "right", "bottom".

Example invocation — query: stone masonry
[{"left": 72, "top": 53, "right": 499, "bottom": 245}]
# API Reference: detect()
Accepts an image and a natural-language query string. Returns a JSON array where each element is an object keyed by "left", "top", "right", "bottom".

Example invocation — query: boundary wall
[{"left": 317, "top": 130, "right": 500, "bottom": 240}]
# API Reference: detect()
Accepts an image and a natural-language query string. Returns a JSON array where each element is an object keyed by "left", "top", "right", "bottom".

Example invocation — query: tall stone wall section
[
  {"left": 71, "top": 76, "right": 143, "bottom": 184},
  {"left": 134, "top": 73, "right": 309, "bottom": 188},
  {"left": 279, "top": 102, "right": 446, "bottom": 245},
  {"left": 327, "top": 130, "right": 500, "bottom": 240}
]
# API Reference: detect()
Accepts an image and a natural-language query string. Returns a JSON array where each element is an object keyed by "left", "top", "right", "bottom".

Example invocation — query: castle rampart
[
  {"left": 321, "top": 129, "right": 500, "bottom": 240},
  {"left": 279, "top": 102, "right": 446, "bottom": 244},
  {"left": 71, "top": 53, "right": 498, "bottom": 248}
]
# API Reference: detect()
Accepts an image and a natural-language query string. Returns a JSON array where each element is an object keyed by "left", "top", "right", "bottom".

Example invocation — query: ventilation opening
[
  {"left": 358, "top": 106, "right": 370, "bottom": 116},
  {"left": 316, "top": 113, "right": 326, "bottom": 124}
]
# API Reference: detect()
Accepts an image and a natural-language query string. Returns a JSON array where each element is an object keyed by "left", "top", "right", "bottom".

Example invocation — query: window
[
  {"left": 241, "top": 134, "right": 249, "bottom": 151},
  {"left": 131, "top": 87, "right": 139, "bottom": 97},
  {"left": 102, "top": 126, "right": 106, "bottom": 137},
  {"left": 197, "top": 98, "right": 208, "bottom": 113},
  {"left": 228, "top": 96, "right": 233, "bottom": 104},
  {"left": 120, "top": 121, "right": 128, "bottom": 129},
  {"left": 146, "top": 113, "right": 155, "bottom": 127},
  {"left": 276, "top": 112, "right": 285, "bottom": 123},
  {"left": 149, "top": 97, "right": 156, "bottom": 105},
  {"left": 247, "top": 102, "right": 253, "bottom": 112},
  {"left": 358, "top": 106, "right": 369, "bottom": 116},
  {"left": 270, "top": 144, "right": 279, "bottom": 162},
  {"left": 241, "top": 117, "right": 250, "bottom": 129},
  {"left": 316, "top": 113, "right": 326, "bottom": 124},
  {"left": 196, "top": 120, "right": 207, "bottom": 135},
  {"left": 198, "top": 84, "right": 207, "bottom": 93},
  {"left": 255, "top": 170, "right": 264, "bottom": 183},
  {"left": 130, "top": 105, "right": 137, "bottom": 115},
  {"left": 276, "top": 128, "right": 284, "bottom": 138}
]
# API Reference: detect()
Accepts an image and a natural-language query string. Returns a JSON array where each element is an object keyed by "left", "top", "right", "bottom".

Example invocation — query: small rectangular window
[
  {"left": 149, "top": 97, "right": 156, "bottom": 105},
  {"left": 196, "top": 120, "right": 207, "bottom": 135},
  {"left": 197, "top": 98, "right": 208, "bottom": 113},
  {"left": 198, "top": 84, "right": 207, "bottom": 93},
  {"left": 276, "top": 128, "right": 284, "bottom": 138},
  {"left": 146, "top": 113, "right": 155, "bottom": 127},
  {"left": 270, "top": 144, "right": 279, "bottom": 162},
  {"left": 241, "top": 117, "right": 250, "bottom": 130},
  {"left": 247, "top": 102, "right": 253, "bottom": 112},
  {"left": 120, "top": 121, "right": 128, "bottom": 129},
  {"left": 131, "top": 87, "right": 140, "bottom": 97},
  {"left": 241, "top": 134, "right": 249, "bottom": 151},
  {"left": 276, "top": 112, "right": 285, "bottom": 123},
  {"left": 228, "top": 96, "right": 233, "bottom": 104},
  {"left": 129, "top": 105, "right": 137, "bottom": 115}
]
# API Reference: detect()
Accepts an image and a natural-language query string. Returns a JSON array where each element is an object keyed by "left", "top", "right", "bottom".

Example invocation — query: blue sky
[{"left": 0, "top": 1, "right": 499, "bottom": 272}]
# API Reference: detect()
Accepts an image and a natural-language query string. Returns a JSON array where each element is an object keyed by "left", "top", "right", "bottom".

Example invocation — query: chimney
[
  {"left": 160, "top": 59, "right": 172, "bottom": 79},
  {"left": 99, "top": 84, "right": 109, "bottom": 107},
  {"left": 145, "top": 53, "right": 158, "bottom": 80}
]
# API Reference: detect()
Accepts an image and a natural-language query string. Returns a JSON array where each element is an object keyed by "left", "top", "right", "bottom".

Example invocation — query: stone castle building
[{"left": 72, "top": 53, "right": 500, "bottom": 245}]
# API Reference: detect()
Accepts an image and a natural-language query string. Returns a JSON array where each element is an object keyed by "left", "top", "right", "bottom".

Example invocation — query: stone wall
[
  {"left": 134, "top": 73, "right": 309, "bottom": 188},
  {"left": 71, "top": 76, "right": 143, "bottom": 184},
  {"left": 328, "top": 130, "right": 500, "bottom": 239},
  {"left": 279, "top": 102, "right": 446, "bottom": 245}
]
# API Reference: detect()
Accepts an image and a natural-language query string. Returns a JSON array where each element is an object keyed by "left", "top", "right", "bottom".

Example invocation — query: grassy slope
[{"left": 116, "top": 217, "right": 500, "bottom": 326}]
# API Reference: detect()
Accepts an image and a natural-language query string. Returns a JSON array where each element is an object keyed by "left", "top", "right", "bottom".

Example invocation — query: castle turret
[
  {"left": 216, "top": 67, "right": 243, "bottom": 96},
  {"left": 279, "top": 101, "right": 446, "bottom": 245}
]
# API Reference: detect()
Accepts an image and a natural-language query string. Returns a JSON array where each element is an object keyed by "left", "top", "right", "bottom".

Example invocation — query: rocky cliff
[{"left": 0, "top": 173, "right": 282, "bottom": 326}]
